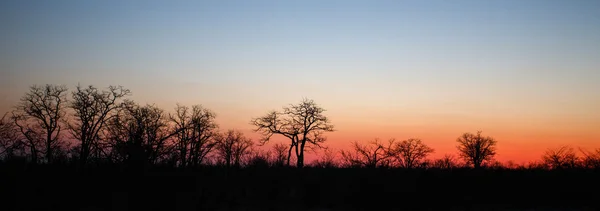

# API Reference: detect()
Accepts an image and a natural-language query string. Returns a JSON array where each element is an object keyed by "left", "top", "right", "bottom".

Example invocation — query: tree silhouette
[
  {"left": 542, "top": 146, "right": 579, "bottom": 169},
  {"left": 432, "top": 154, "right": 458, "bottom": 169},
  {"left": 579, "top": 148, "right": 600, "bottom": 168},
  {"left": 340, "top": 139, "right": 391, "bottom": 168},
  {"left": 456, "top": 131, "right": 497, "bottom": 169},
  {"left": 214, "top": 129, "right": 253, "bottom": 167},
  {"left": 69, "top": 85, "right": 130, "bottom": 165},
  {"left": 169, "top": 104, "right": 218, "bottom": 167},
  {"left": 388, "top": 138, "right": 434, "bottom": 169},
  {"left": 270, "top": 143, "right": 288, "bottom": 167},
  {"left": 311, "top": 147, "right": 338, "bottom": 168},
  {"left": 251, "top": 98, "right": 334, "bottom": 168},
  {"left": 12, "top": 84, "right": 68, "bottom": 163},
  {"left": 105, "top": 102, "right": 177, "bottom": 168},
  {"left": 0, "top": 113, "right": 23, "bottom": 159}
]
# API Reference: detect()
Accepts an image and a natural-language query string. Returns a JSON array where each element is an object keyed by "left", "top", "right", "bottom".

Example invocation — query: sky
[{"left": 1, "top": 0, "right": 599, "bottom": 163}]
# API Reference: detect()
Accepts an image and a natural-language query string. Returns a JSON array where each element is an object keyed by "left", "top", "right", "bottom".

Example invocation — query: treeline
[{"left": 1, "top": 84, "right": 599, "bottom": 171}]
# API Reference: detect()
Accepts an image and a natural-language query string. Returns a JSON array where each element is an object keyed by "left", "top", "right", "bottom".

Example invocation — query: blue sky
[{"left": 1, "top": 0, "right": 599, "bottom": 160}]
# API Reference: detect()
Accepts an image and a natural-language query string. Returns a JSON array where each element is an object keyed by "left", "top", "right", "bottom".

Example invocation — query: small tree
[
  {"left": 0, "top": 113, "right": 23, "bottom": 159},
  {"left": 340, "top": 139, "right": 391, "bottom": 168},
  {"left": 456, "top": 131, "right": 497, "bottom": 169},
  {"left": 270, "top": 143, "right": 288, "bottom": 167},
  {"left": 388, "top": 138, "right": 434, "bottom": 169},
  {"left": 214, "top": 129, "right": 253, "bottom": 167},
  {"left": 311, "top": 147, "right": 338, "bottom": 168},
  {"left": 542, "top": 146, "right": 579, "bottom": 169},
  {"left": 432, "top": 154, "right": 458, "bottom": 169},
  {"left": 251, "top": 98, "right": 334, "bottom": 168},
  {"left": 579, "top": 148, "right": 600, "bottom": 169}
]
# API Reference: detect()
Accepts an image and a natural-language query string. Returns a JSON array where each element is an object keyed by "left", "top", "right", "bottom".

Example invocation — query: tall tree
[
  {"left": 12, "top": 84, "right": 68, "bottom": 163},
  {"left": 456, "top": 131, "right": 497, "bottom": 169},
  {"left": 169, "top": 104, "right": 218, "bottom": 167},
  {"left": 214, "top": 129, "right": 253, "bottom": 167},
  {"left": 69, "top": 85, "right": 130, "bottom": 165},
  {"left": 251, "top": 98, "right": 334, "bottom": 168},
  {"left": 388, "top": 138, "right": 434, "bottom": 169}
]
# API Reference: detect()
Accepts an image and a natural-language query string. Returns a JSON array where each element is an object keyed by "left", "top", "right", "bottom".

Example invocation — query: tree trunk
[
  {"left": 287, "top": 143, "right": 293, "bottom": 166},
  {"left": 296, "top": 141, "right": 305, "bottom": 168},
  {"left": 46, "top": 135, "right": 53, "bottom": 163}
]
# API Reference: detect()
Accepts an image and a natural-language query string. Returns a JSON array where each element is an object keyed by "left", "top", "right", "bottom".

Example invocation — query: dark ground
[{"left": 1, "top": 164, "right": 599, "bottom": 211}]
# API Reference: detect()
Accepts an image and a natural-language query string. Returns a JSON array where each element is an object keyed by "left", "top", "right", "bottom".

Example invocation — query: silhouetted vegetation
[
  {"left": 456, "top": 131, "right": 497, "bottom": 169},
  {"left": 1, "top": 84, "right": 599, "bottom": 211}
]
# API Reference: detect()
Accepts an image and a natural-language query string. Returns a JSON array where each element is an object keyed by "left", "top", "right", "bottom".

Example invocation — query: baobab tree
[
  {"left": 388, "top": 138, "right": 434, "bottom": 169},
  {"left": 456, "top": 131, "right": 497, "bottom": 169},
  {"left": 69, "top": 85, "right": 130, "bottom": 165},
  {"left": 251, "top": 98, "right": 334, "bottom": 168},
  {"left": 12, "top": 84, "right": 68, "bottom": 163}
]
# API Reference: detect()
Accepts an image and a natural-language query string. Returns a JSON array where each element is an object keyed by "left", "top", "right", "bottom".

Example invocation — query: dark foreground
[{"left": 2, "top": 164, "right": 599, "bottom": 211}]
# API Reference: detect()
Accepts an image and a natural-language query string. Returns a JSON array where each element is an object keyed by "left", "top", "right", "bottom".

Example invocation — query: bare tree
[
  {"left": 169, "top": 104, "right": 218, "bottom": 167},
  {"left": 311, "top": 147, "right": 338, "bottom": 168},
  {"left": 432, "top": 154, "right": 458, "bottom": 169},
  {"left": 246, "top": 149, "right": 272, "bottom": 168},
  {"left": 542, "top": 146, "right": 579, "bottom": 169},
  {"left": 340, "top": 139, "right": 391, "bottom": 168},
  {"left": 214, "top": 129, "right": 253, "bottom": 167},
  {"left": 69, "top": 84, "right": 130, "bottom": 165},
  {"left": 251, "top": 98, "right": 334, "bottom": 168},
  {"left": 270, "top": 143, "right": 288, "bottom": 167},
  {"left": 579, "top": 148, "right": 600, "bottom": 169},
  {"left": 0, "top": 113, "right": 23, "bottom": 159},
  {"left": 388, "top": 138, "right": 434, "bottom": 169},
  {"left": 105, "top": 102, "right": 176, "bottom": 167},
  {"left": 12, "top": 84, "right": 68, "bottom": 163},
  {"left": 456, "top": 131, "right": 497, "bottom": 169}
]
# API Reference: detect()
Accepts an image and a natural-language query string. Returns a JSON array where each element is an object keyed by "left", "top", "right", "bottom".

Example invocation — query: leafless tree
[
  {"left": 579, "top": 148, "right": 600, "bottom": 169},
  {"left": 340, "top": 139, "right": 391, "bottom": 168},
  {"left": 246, "top": 149, "right": 272, "bottom": 168},
  {"left": 251, "top": 98, "right": 334, "bottom": 168},
  {"left": 270, "top": 143, "right": 288, "bottom": 167},
  {"left": 214, "top": 129, "right": 253, "bottom": 167},
  {"left": 432, "top": 154, "right": 458, "bottom": 169},
  {"left": 105, "top": 102, "right": 176, "bottom": 167},
  {"left": 456, "top": 131, "right": 497, "bottom": 169},
  {"left": 12, "top": 84, "right": 68, "bottom": 163},
  {"left": 69, "top": 84, "right": 130, "bottom": 165},
  {"left": 388, "top": 138, "right": 434, "bottom": 169},
  {"left": 311, "top": 147, "right": 338, "bottom": 168},
  {"left": 542, "top": 146, "right": 579, "bottom": 169},
  {"left": 0, "top": 113, "right": 24, "bottom": 159},
  {"left": 169, "top": 104, "right": 218, "bottom": 167}
]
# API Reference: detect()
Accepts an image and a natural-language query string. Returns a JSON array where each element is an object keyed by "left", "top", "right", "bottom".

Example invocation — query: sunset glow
[{"left": 1, "top": 0, "right": 599, "bottom": 164}]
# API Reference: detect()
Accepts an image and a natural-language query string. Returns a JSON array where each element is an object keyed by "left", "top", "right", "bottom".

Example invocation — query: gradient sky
[{"left": 1, "top": 0, "right": 599, "bottom": 163}]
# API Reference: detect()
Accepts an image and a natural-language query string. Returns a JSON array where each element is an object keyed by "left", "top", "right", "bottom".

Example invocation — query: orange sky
[{"left": 1, "top": 1, "right": 600, "bottom": 164}]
